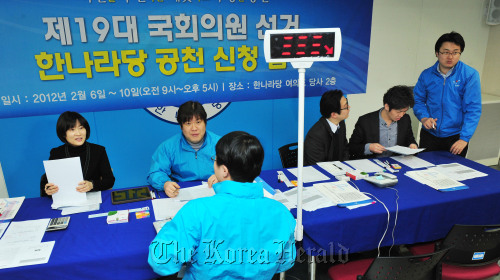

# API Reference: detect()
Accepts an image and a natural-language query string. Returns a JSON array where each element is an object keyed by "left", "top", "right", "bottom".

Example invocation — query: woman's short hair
[
  {"left": 56, "top": 111, "right": 90, "bottom": 143},
  {"left": 176, "top": 101, "right": 207, "bottom": 126},
  {"left": 215, "top": 131, "right": 264, "bottom": 183}
]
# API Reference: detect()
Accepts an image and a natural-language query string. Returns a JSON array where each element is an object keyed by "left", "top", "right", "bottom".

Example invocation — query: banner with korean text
[{"left": 0, "top": 0, "right": 373, "bottom": 119}]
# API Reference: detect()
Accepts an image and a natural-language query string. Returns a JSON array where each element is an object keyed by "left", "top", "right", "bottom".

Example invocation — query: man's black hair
[
  {"left": 383, "top": 85, "right": 415, "bottom": 111},
  {"left": 56, "top": 111, "right": 90, "bottom": 143},
  {"left": 435, "top": 31, "right": 465, "bottom": 53},
  {"left": 215, "top": 131, "right": 264, "bottom": 183},
  {"left": 176, "top": 101, "right": 207, "bottom": 126},
  {"left": 320, "top": 90, "right": 345, "bottom": 118}
]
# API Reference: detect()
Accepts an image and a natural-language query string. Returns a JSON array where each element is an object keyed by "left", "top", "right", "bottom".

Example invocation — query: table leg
[{"left": 308, "top": 255, "right": 316, "bottom": 280}]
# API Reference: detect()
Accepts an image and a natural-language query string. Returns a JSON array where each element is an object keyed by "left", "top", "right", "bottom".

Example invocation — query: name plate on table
[{"left": 111, "top": 187, "right": 151, "bottom": 205}]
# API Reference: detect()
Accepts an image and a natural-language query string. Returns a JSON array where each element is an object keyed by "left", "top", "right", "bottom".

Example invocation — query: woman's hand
[
  {"left": 76, "top": 180, "right": 93, "bottom": 193},
  {"left": 45, "top": 183, "right": 59, "bottom": 196}
]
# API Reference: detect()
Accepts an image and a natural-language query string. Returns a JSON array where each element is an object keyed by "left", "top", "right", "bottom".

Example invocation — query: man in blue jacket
[
  {"left": 148, "top": 131, "right": 296, "bottom": 279},
  {"left": 413, "top": 31, "right": 481, "bottom": 157},
  {"left": 147, "top": 101, "right": 221, "bottom": 197}
]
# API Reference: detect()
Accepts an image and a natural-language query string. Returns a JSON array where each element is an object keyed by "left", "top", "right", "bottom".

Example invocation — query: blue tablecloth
[{"left": 259, "top": 151, "right": 500, "bottom": 256}]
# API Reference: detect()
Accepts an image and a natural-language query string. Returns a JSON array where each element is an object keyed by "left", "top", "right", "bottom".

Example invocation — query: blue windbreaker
[
  {"left": 148, "top": 180, "right": 297, "bottom": 279},
  {"left": 147, "top": 130, "right": 220, "bottom": 190},
  {"left": 413, "top": 60, "right": 481, "bottom": 142}
]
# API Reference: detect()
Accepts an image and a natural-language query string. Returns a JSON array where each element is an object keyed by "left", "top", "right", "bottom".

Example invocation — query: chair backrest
[
  {"left": 438, "top": 224, "right": 500, "bottom": 266},
  {"left": 361, "top": 247, "right": 450, "bottom": 280},
  {"left": 278, "top": 143, "right": 298, "bottom": 168}
]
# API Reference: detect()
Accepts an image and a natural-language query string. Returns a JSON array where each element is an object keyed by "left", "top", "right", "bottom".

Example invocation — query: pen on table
[
  {"left": 332, "top": 163, "right": 343, "bottom": 171},
  {"left": 277, "top": 172, "right": 282, "bottom": 183}
]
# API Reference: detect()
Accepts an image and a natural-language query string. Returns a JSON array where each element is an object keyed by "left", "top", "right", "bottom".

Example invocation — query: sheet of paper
[
  {"left": 391, "top": 155, "right": 435, "bottom": 169},
  {"left": 58, "top": 191, "right": 102, "bottom": 214},
  {"left": 433, "top": 163, "right": 488, "bottom": 181},
  {"left": 287, "top": 166, "right": 330, "bottom": 183},
  {"left": 405, "top": 169, "right": 467, "bottom": 191},
  {"left": 277, "top": 187, "right": 335, "bottom": 212},
  {"left": 386, "top": 145, "right": 426, "bottom": 155},
  {"left": 272, "top": 190, "right": 296, "bottom": 210},
  {"left": 0, "top": 196, "right": 25, "bottom": 221},
  {"left": 0, "top": 222, "right": 9, "bottom": 239},
  {"left": 316, "top": 162, "right": 347, "bottom": 176},
  {"left": 313, "top": 181, "right": 372, "bottom": 206},
  {"left": 44, "top": 157, "right": 87, "bottom": 207},
  {"left": 344, "top": 159, "right": 384, "bottom": 173},
  {"left": 176, "top": 183, "right": 215, "bottom": 201},
  {"left": 0, "top": 241, "right": 55, "bottom": 269},
  {"left": 61, "top": 203, "right": 100, "bottom": 215},
  {"left": 0, "top": 219, "right": 50, "bottom": 246},
  {"left": 152, "top": 198, "right": 188, "bottom": 221}
]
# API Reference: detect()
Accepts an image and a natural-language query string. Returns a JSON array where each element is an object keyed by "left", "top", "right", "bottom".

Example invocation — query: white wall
[
  {"left": 482, "top": 24, "right": 500, "bottom": 95},
  {"left": 347, "top": 0, "right": 491, "bottom": 137}
]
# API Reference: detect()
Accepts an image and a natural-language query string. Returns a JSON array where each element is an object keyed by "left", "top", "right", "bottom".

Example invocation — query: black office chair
[
  {"left": 278, "top": 143, "right": 298, "bottom": 168},
  {"left": 410, "top": 224, "right": 500, "bottom": 280},
  {"left": 328, "top": 247, "right": 450, "bottom": 280}
]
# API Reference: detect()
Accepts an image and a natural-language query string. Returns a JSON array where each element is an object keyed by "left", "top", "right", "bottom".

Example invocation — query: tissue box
[{"left": 107, "top": 210, "right": 129, "bottom": 224}]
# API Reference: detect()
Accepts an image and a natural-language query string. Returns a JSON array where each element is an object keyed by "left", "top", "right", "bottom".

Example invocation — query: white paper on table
[
  {"left": 386, "top": 145, "right": 426, "bottom": 155},
  {"left": 152, "top": 198, "right": 188, "bottom": 221},
  {"left": 0, "top": 241, "right": 55, "bottom": 269},
  {"left": 313, "top": 181, "right": 372, "bottom": 206},
  {"left": 44, "top": 157, "right": 87, "bottom": 207},
  {"left": 59, "top": 191, "right": 102, "bottom": 215},
  {"left": 277, "top": 187, "right": 335, "bottom": 212},
  {"left": 176, "top": 183, "right": 215, "bottom": 201},
  {"left": 405, "top": 169, "right": 465, "bottom": 191},
  {"left": 316, "top": 162, "right": 346, "bottom": 176},
  {"left": 272, "top": 190, "right": 296, "bottom": 210},
  {"left": 433, "top": 163, "right": 488, "bottom": 181},
  {"left": 344, "top": 159, "right": 384, "bottom": 173},
  {"left": 0, "top": 222, "right": 9, "bottom": 239},
  {"left": 0, "top": 219, "right": 50, "bottom": 246},
  {"left": 0, "top": 197, "right": 25, "bottom": 221},
  {"left": 391, "top": 155, "right": 435, "bottom": 169},
  {"left": 287, "top": 166, "right": 330, "bottom": 183}
]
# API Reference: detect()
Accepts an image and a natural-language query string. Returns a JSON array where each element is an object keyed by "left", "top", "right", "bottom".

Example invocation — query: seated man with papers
[
  {"left": 148, "top": 131, "right": 296, "bottom": 279},
  {"left": 147, "top": 101, "right": 220, "bottom": 198},
  {"left": 40, "top": 111, "right": 115, "bottom": 197},
  {"left": 349, "top": 85, "right": 418, "bottom": 159}
]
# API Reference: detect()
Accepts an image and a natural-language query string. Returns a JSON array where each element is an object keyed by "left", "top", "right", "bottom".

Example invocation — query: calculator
[{"left": 46, "top": 216, "right": 71, "bottom": 231}]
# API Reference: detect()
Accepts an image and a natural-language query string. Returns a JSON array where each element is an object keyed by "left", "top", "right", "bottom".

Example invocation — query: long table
[
  {"left": 259, "top": 151, "right": 500, "bottom": 256},
  {"left": 2, "top": 152, "right": 499, "bottom": 279},
  {"left": 0, "top": 181, "right": 200, "bottom": 280}
]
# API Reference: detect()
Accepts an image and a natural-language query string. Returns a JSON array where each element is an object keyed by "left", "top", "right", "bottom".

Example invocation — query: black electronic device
[{"left": 111, "top": 186, "right": 152, "bottom": 205}]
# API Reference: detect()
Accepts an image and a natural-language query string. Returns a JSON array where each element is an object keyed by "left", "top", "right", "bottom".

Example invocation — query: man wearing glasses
[
  {"left": 304, "top": 90, "right": 350, "bottom": 166},
  {"left": 349, "top": 85, "right": 418, "bottom": 159},
  {"left": 413, "top": 31, "right": 481, "bottom": 157},
  {"left": 147, "top": 101, "right": 221, "bottom": 197}
]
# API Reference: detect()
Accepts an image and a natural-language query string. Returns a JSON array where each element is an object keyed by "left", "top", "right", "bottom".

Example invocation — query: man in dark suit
[
  {"left": 349, "top": 86, "right": 418, "bottom": 159},
  {"left": 304, "top": 90, "right": 350, "bottom": 166}
]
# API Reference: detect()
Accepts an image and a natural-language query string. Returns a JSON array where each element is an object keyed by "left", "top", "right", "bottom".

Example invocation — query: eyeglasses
[
  {"left": 439, "top": 51, "right": 461, "bottom": 57},
  {"left": 211, "top": 155, "right": 216, "bottom": 162}
]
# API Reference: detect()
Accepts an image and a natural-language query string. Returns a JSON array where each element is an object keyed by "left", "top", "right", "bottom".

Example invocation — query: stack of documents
[
  {"left": 0, "top": 219, "right": 55, "bottom": 269},
  {"left": 313, "top": 181, "right": 373, "bottom": 207},
  {"left": 433, "top": 163, "right": 487, "bottom": 181},
  {"left": 392, "top": 155, "right": 435, "bottom": 169},
  {"left": 272, "top": 187, "right": 335, "bottom": 211},
  {"left": 44, "top": 157, "right": 102, "bottom": 215},
  {"left": 0, "top": 197, "right": 24, "bottom": 222},
  {"left": 405, "top": 168, "right": 468, "bottom": 191}
]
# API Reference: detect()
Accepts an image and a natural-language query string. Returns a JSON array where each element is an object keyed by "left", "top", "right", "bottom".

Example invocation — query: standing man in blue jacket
[
  {"left": 147, "top": 101, "right": 221, "bottom": 197},
  {"left": 413, "top": 31, "right": 481, "bottom": 157}
]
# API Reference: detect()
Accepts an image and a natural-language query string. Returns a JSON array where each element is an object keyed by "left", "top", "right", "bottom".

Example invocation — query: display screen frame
[{"left": 263, "top": 28, "right": 342, "bottom": 63}]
